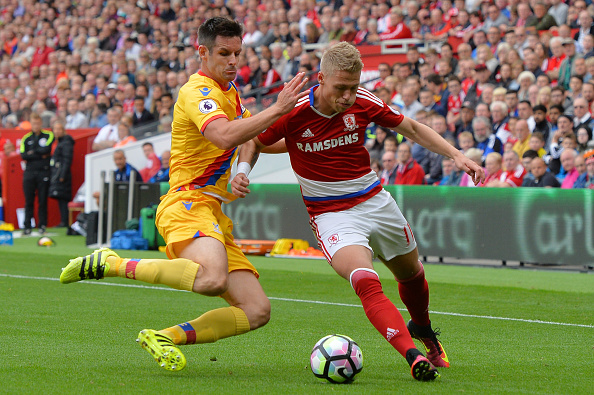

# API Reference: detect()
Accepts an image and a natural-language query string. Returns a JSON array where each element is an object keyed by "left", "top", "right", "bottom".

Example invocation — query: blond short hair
[{"left": 320, "top": 42, "right": 364, "bottom": 75}]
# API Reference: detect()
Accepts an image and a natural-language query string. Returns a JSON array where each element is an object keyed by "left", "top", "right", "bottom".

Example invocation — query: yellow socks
[
  {"left": 159, "top": 307, "right": 251, "bottom": 345},
  {"left": 105, "top": 256, "right": 199, "bottom": 292}
]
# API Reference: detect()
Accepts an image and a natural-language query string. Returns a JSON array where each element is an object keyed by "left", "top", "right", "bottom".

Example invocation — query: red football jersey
[{"left": 258, "top": 86, "right": 404, "bottom": 216}]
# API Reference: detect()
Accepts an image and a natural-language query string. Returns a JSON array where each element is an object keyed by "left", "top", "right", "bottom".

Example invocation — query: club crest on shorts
[
  {"left": 212, "top": 222, "right": 222, "bottom": 234},
  {"left": 343, "top": 114, "right": 358, "bottom": 132},
  {"left": 199, "top": 99, "right": 217, "bottom": 114},
  {"left": 328, "top": 233, "right": 341, "bottom": 246}
]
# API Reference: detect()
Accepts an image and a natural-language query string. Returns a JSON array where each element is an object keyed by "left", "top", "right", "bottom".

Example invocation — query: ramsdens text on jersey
[{"left": 296, "top": 133, "right": 359, "bottom": 152}]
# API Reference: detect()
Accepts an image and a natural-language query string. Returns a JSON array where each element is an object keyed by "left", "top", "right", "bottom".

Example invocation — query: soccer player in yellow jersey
[{"left": 59, "top": 17, "right": 309, "bottom": 371}]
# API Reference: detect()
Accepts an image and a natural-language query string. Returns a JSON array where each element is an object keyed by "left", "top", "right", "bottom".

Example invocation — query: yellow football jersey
[{"left": 168, "top": 71, "right": 251, "bottom": 202}]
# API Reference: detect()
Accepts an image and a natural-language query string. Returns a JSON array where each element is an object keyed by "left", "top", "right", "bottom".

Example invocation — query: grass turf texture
[{"left": 1, "top": 229, "right": 593, "bottom": 394}]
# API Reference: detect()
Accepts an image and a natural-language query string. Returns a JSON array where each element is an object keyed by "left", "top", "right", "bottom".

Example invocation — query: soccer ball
[{"left": 310, "top": 334, "right": 363, "bottom": 384}]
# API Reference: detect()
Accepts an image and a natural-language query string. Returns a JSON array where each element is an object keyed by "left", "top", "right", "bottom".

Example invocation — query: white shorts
[{"left": 309, "top": 189, "right": 417, "bottom": 263}]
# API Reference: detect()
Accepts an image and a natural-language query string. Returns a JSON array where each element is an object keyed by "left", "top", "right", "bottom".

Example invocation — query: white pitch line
[{"left": 2, "top": 273, "right": 593, "bottom": 329}]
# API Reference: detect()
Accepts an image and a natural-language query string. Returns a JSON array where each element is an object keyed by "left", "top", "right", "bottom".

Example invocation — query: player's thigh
[
  {"left": 221, "top": 270, "right": 271, "bottom": 329},
  {"left": 368, "top": 190, "right": 417, "bottom": 261},
  {"left": 158, "top": 194, "right": 229, "bottom": 272},
  {"left": 331, "top": 245, "right": 374, "bottom": 281},
  {"left": 310, "top": 208, "right": 373, "bottom": 265},
  {"left": 173, "top": 236, "right": 229, "bottom": 278}
]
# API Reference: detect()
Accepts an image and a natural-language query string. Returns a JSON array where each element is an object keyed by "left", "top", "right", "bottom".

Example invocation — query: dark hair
[
  {"left": 522, "top": 149, "right": 539, "bottom": 159},
  {"left": 427, "top": 74, "right": 442, "bottom": 85},
  {"left": 142, "top": 142, "right": 154, "bottom": 148},
  {"left": 558, "top": 114, "right": 573, "bottom": 123},
  {"left": 532, "top": 104, "right": 547, "bottom": 113},
  {"left": 549, "top": 104, "right": 564, "bottom": 113},
  {"left": 134, "top": 95, "right": 145, "bottom": 101},
  {"left": 198, "top": 17, "right": 243, "bottom": 51}
]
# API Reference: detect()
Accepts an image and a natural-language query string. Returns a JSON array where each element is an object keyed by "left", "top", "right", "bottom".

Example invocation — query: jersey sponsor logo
[
  {"left": 199, "top": 99, "right": 217, "bottom": 114},
  {"left": 343, "top": 114, "right": 358, "bottom": 132},
  {"left": 39, "top": 138, "right": 48, "bottom": 147},
  {"left": 328, "top": 233, "right": 341, "bottom": 246},
  {"left": 296, "top": 133, "right": 359, "bottom": 153},
  {"left": 301, "top": 128, "right": 314, "bottom": 138},
  {"left": 182, "top": 201, "right": 192, "bottom": 211},
  {"left": 199, "top": 87, "right": 212, "bottom": 96}
]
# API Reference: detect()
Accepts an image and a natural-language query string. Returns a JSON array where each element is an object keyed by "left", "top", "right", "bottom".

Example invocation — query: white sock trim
[{"left": 349, "top": 268, "right": 379, "bottom": 290}]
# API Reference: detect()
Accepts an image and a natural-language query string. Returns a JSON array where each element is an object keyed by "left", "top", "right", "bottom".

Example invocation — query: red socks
[
  {"left": 397, "top": 262, "right": 430, "bottom": 326},
  {"left": 350, "top": 269, "right": 416, "bottom": 358}
]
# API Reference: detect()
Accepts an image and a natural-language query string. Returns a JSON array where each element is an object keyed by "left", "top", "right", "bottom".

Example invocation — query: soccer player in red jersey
[{"left": 233, "top": 42, "right": 485, "bottom": 381}]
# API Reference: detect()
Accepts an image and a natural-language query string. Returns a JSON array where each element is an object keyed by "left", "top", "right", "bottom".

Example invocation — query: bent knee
[
  {"left": 196, "top": 276, "right": 229, "bottom": 296},
  {"left": 247, "top": 300, "right": 271, "bottom": 330}
]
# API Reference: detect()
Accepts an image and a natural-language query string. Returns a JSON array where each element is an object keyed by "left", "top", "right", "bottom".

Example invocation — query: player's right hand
[
  {"left": 231, "top": 173, "right": 251, "bottom": 198},
  {"left": 275, "top": 72, "right": 310, "bottom": 115}
]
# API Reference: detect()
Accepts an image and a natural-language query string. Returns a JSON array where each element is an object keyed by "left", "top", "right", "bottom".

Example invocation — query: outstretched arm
[
  {"left": 394, "top": 117, "right": 486, "bottom": 185},
  {"left": 203, "top": 73, "right": 308, "bottom": 150}
]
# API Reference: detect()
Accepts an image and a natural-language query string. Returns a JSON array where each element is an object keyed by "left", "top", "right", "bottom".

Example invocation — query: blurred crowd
[{"left": 0, "top": 0, "right": 593, "bottom": 190}]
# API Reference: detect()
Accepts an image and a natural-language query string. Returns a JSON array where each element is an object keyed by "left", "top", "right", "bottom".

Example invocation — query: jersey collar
[{"left": 198, "top": 70, "right": 232, "bottom": 91}]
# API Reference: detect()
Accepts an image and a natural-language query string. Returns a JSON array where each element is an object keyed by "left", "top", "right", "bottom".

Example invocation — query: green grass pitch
[{"left": 1, "top": 229, "right": 593, "bottom": 394}]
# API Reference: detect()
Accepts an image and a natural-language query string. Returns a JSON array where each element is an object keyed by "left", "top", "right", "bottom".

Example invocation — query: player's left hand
[
  {"left": 231, "top": 173, "right": 251, "bottom": 198},
  {"left": 454, "top": 156, "right": 486, "bottom": 186}
]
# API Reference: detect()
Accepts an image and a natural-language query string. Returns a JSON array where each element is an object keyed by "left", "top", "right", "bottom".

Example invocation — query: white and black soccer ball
[{"left": 310, "top": 334, "right": 363, "bottom": 384}]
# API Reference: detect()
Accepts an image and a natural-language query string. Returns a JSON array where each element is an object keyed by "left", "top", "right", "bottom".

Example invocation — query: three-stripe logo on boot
[{"left": 386, "top": 327, "right": 399, "bottom": 341}]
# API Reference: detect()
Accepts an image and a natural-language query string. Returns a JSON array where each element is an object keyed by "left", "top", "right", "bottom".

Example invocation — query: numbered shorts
[
  {"left": 309, "top": 189, "right": 417, "bottom": 263},
  {"left": 156, "top": 192, "right": 258, "bottom": 277}
]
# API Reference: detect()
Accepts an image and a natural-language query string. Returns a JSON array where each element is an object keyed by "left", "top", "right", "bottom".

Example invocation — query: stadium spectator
[
  {"left": 574, "top": 150, "right": 594, "bottom": 188},
  {"left": 574, "top": 153, "right": 587, "bottom": 178},
  {"left": 64, "top": 98, "right": 89, "bottom": 130},
  {"left": 459, "top": 148, "right": 485, "bottom": 187},
  {"left": 557, "top": 38, "right": 581, "bottom": 90},
  {"left": 132, "top": 96, "right": 155, "bottom": 126},
  {"left": 20, "top": 112, "right": 54, "bottom": 235},
  {"left": 473, "top": 116, "right": 504, "bottom": 161},
  {"left": 465, "top": 64, "right": 492, "bottom": 107},
  {"left": 482, "top": 152, "right": 504, "bottom": 186},
  {"left": 398, "top": 86, "right": 423, "bottom": 120},
  {"left": 92, "top": 107, "right": 121, "bottom": 151},
  {"left": 512, "top": 119, "right": 532, "bottom": 158},
  {"left": 139, "top": 142, "right": 161, "bottom": 182},
  {"left": 490, "top": 101, "right": 512, "bottom": 144},
  {"left": 366, "top": 126, "right": 391, "bottom": 162},
  {"left": 484, "top": 3, "right": 510, "bottom": 30},
  {"left": 573, "top": 97, "right": 594, "bottom": 131},
  {"left": 148, "top": 150, "right": 170, "bottom": 184},
  {"left": 527, "top": 2, "right": 557, "bottom": 32},
  {"left": 559, "top": 149, "right": 580, "bottom": 188},
  {"left": 548, "top": 0, "right": 569, "bottom": 26},
  {"left": 524, "top": 157, "right": 561, "bottom": 187},
  {"left": 454, "top": 101, "right": 475, "bottom": 136},
  {"left": 379, "top": 6, "right": 412, "bottom": 41},
  {"left": 458, "top": 131, "right": 475, "bottom": 153},
  {"left": 576, "top": 127, "right": 594, "bottom": 153},
  {"left": 517, "top": 100, "right": 536, "bottom": 132},
  {"left": 485, "top": 150, "right": 527, "bottom": 187},
  {"left": 528, "top": 132, "right": 547, "bottom": 157},
  {"left": 395, "top": 142, "right": 425, "bottom": 185},
  {"left": 113, "top": 123, "right": 136, "bottom": 148},
  {"left": 380, "top": 150, "right": 398, "bottom": 185}
]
